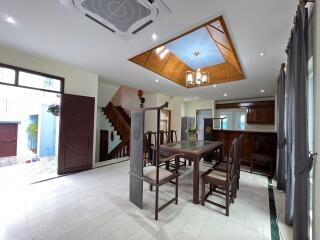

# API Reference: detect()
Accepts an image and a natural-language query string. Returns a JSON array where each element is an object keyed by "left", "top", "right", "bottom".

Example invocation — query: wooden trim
[
  {"left": 0, "top": 62, "right": 65, "bottom": 93},
  {"left": 216, "top": 100, "right": 275, "bottom": 109},
  {"left": 129, "top": 15, "right": 244, "bottom": 88}
]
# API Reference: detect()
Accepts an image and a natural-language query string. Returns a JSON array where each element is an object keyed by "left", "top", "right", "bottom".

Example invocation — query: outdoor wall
[
  {"left": 313, "top": 3, "right": 319, "bottom": 239},
  {"left": 0, "top": 45, "right": 99, "bottom": 165}
]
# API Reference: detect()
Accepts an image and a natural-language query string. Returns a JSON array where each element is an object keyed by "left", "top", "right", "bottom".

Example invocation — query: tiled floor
[
  {"left": 0, "top": 160, "right": 292, "bottom": 240},
  {"left": 0, "top": 157, "right": 58, "bottom": 191}
]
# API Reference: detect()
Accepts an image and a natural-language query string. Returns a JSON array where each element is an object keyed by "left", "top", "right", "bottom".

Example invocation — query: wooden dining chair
[
  {"left": 201, "top": 138, "right": 238, "bottom": 216},
  {"left": 213, "top": 134, "right": 243, "bottom": 192},
  {"left": 250, "top": 134, "right": 274, "bottom": 176}
]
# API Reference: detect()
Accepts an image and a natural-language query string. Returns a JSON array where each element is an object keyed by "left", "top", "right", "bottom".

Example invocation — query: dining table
[{"left": 159, "top": 140, "right": 224, "bottom": 204}]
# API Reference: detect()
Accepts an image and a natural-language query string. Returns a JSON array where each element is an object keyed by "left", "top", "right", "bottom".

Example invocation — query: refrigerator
[{"left": 181, "top": 117, "right": 195, "bottom": 141}]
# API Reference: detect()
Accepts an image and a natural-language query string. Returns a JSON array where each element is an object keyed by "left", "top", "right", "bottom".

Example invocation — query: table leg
[{"left": 193, "top": 157, "right": 200, "bottom": 204}]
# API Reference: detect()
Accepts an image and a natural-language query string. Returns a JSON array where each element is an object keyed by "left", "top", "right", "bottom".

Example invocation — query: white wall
[
  {"left": 313, "top": 2, "right": 319, "bottom": 239},
  {"left": 185, "top": 100, "right": 215, "bottom": 119},
  {"left": 157, "top": 94, "right": 182, "bottom": 140},
  {"left": 0, "top": 45, "right": 99, "bottom": 165},
  {"left": 95, "top": 81, "right": 120, "bottom": 162}
]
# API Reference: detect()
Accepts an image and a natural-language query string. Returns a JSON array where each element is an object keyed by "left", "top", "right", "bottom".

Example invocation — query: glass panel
[
  {"left": 0, "top": 67, "right": 15, "bottom": 84},
  {"left": 19, "top": 71, "right": 61, "bottom": 92}
]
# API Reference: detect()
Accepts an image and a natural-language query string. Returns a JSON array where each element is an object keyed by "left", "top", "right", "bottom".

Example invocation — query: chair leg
[
  {"left": 201, "top": 178, "right": 205, "bottom": 206},
  {"left": 226, "top": 184, "right": 230, "bottom": 216},
  {"left": 250, "top": 158, "right": 253, "bottom": 173},
  {"left": 189, "top": 160, "right": 192, "bottom": 166},
  {"left": 155, "top": 186, "right": 159, "bottom": 220},
  {"left": 149, "top": 184, "right": 153, "bottom": 191},
  {"left": 184, "top": 158, "right": 186, "bottom": 166},
  {"left": 175, "top": 176, "right": 178, "bottom": 204}
]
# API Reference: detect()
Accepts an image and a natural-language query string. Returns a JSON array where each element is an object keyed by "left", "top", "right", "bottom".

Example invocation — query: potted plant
[
  {"left": 188, "top": 127, "right": 198, "bottom": 143},
  {"left": 47, "top": 104, "right": 60, "bottom": 116},
  {"left": 27, "top": 122, "right": 38, "bottom": 153}
]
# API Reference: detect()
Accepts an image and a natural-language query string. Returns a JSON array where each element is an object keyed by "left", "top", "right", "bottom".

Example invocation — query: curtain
[
  {"left": 276, "top": 65, "right": 286, "bottom": 191},
  {"left": 285, "top": 3, "right": 313, "bottom": 239}
]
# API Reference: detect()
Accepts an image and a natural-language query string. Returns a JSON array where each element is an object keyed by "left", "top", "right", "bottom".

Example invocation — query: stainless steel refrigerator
[{"left": 181, "top": 117, "right": 195, "bottom": 140}]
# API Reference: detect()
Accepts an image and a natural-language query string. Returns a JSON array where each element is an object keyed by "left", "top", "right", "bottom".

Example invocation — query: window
[
  {"left": 220, "top": 114, "right": 228, "bottom": 129},
  {"left": 19, "top": 71, "right": 61, "bottom": 92},
  {"left": 0, "top": 63, "right": 63, "bottom": 93},
  {"left": 240, "top": 114, "right": 246, "bottom": 130},
  {"left": 0, "top": 67, "right": 15, "bottom": 84}
]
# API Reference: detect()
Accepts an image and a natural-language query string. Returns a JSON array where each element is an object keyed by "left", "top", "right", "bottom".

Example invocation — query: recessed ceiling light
[
  {"left": 223, "top": 93, "right": 227, "bottom": 97},
  {"left": 213, "top": 84, "right": 217, "bottom": 88},
  {"left": 259, "top": 52, "right": 265, "bottom": 56},
  {"left": 152, "top": 33, "right": 157, "bottom": 40},
  {"left": 155, "top": 79, "right": 159, "bottom": 83},
  {"left": 260, "top": 89, "right": 265, "bottom": 93},
  {"left": 5, "top": 16, "right": 16, "bottom": 24}
]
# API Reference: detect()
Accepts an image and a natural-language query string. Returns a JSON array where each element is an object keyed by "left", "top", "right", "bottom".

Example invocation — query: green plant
[
  {"left": 27, "top": 122, "right": 38, "bottom": 141},
  {"left": 188, "top": 127, "right": 197, "bottom": 137}
]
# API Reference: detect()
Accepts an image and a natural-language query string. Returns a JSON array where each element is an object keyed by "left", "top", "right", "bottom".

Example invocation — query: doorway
[
  {"left": 0, "top": 63, "right": 63, "bottom": 185},
  {"left": 196, "top": 109, "right": 212, "bottom": 140}
]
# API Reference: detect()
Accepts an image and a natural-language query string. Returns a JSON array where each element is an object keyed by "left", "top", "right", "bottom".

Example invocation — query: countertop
[{"left": 212, "top": 128, "right": 277, "bottom": 133}]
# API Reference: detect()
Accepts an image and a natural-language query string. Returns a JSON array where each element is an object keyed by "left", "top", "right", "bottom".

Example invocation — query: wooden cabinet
[
  {"left": 212, "top": 130, "right": 277, "bottom": 175},
  {"left": 247, "top": 105, "right": 274, "bottom": 124}
]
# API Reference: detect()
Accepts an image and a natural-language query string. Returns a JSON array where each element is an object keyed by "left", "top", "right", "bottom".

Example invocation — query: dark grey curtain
[
  {"left": 276, "top": 65, "right": 286, "bottom": 191},
  {"left": 285, "top": 4, "right": 312, "bottom": 240}
]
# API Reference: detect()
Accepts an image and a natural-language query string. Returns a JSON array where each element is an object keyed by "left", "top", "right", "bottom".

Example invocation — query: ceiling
[
  {"left": 165, "top": 27, "right": 225, "bottom": 69},
  {"left": 0, "top": 0, "right": 297, "bottom": 100}
]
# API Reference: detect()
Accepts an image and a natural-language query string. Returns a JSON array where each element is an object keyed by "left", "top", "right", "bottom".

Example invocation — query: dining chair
[
  {"left": 143, "top": 153, "right": 180, "bottom": 220},
  {"left": 250, "top": 134, "right": 274, "bottom": 176},
  {"left": 200, "top": 138, "right": 238, "bottom": 216}
]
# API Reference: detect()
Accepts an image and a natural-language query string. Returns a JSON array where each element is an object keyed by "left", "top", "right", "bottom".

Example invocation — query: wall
[
  {"left": 0, "top": 45, "right": 99, "bottom": 165},
  {"left": 313, "top": 2, "right": 319, "bottom": 239},
  {"left": 95, "top": 81, "right": 120, "bottom": 162},
  {"left": 185, "top": 100, "right": 215, "bottom": 119},
  {"left": 156, "top": 94, "right": 182, "bottom": 140}
]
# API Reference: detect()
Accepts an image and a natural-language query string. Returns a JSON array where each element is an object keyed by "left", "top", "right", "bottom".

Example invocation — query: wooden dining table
[{"left": 159, "top": 140, "right": 224, "bottom": 204}]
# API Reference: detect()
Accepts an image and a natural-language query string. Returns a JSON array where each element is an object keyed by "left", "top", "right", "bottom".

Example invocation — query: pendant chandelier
[{"left": 186, "top": 51, "right": 209, "bottom": 87}]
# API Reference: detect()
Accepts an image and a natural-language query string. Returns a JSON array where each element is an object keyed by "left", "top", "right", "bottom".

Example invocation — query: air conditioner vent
[{"left": 72, "top": 0, "right": 171, "bottom": 39}]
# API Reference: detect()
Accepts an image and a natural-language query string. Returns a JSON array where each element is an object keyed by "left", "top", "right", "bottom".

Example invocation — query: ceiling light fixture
[
  {"left": 213, "top": 84, "right": 217, "bottom": 88},
  {"left": 152, "top": 33, "right": 157, "bottom": 40},
  {"left": 186, "top": 51, "right": 209, "bottom": 87},
  {"left": 5, "top": 16, "right": 16, "bottom": 24},
  {"left": 223, "top": 93, "right": 227, "bottom": 97},
  {"left": 260, "top": 89, "right": 265, "bottom": 93},
  {"left": 155, "top": 79, "right": 159, "bottom": 83},
  {"left": 259, "top": 52, "right": 265, "bottom": 56}
]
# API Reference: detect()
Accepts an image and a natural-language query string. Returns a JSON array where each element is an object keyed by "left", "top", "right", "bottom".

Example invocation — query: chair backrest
[
  {"left": 227, "top": 138, "right": 238, "bottom": 181},
  {"left": 252, "top": 134, "right": 273, "bottom": 155},
  {"left": 168, "top": 130, "right": 177, "bottom": 143},
  {"left": 236, "top": 134, "right": 244, "bottom": 166}
]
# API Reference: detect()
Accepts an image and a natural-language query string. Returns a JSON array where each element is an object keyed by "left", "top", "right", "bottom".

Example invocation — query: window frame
[{"left": 0, "top": 62, "right": 64, "bottom": 93}]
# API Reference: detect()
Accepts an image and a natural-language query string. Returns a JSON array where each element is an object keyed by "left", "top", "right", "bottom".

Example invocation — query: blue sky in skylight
[{"left": 165, "top": 27, "right": 224, "bottom": 69}]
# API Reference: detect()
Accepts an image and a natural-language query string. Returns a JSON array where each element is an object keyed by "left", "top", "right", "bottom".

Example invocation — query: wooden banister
[
  {"left": 102, "top": 103, "right": 130, "bottom": 139},
  {"left": 101, "top": 102, "right": 131, "bottom": 161}
]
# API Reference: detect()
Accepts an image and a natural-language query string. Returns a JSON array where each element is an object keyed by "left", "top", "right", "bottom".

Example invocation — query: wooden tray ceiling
[{"left": 129, "top": 15, "right": 245, "bottom": 88}]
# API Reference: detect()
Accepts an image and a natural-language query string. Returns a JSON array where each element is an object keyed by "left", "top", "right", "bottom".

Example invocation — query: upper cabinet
[{"left": 247, "top": 105, "right": 274, "bottom": 124}]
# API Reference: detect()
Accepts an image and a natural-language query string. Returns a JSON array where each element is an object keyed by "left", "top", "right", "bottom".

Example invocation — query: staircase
[{"left": 102, "top": 103, "right": 130, "bottom": 160}]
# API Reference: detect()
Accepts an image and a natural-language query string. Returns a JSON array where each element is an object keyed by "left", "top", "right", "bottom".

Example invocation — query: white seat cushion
[
  {"left": 207, "top": 170, "right": 227, "bottom": 181},
  {"left": 143, "top": 166, "right": 173, "bottom": 182}
]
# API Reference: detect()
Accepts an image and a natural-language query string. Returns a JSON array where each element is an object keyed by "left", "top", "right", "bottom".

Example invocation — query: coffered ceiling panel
[{"left": 129, "top": 15, "right": 245, "bottom": 88}]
